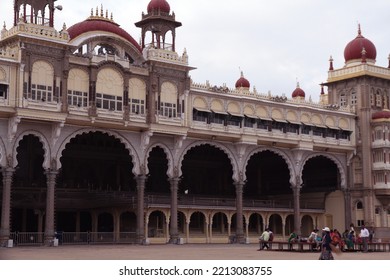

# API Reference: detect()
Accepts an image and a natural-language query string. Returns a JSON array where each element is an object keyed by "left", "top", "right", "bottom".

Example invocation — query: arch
[
  {"left": 68, "top": 68, "right": 89, "bottom": 93},
  {"left": 243, "top": 147, "right": 295, "bottom": 185},
  {"left": 129, "top": 78, "right": 146, "bottom": 100},
  {"left": 248, "top": 213, "right": 264, "bottom": 235},
  {"left": 145, "top": 143, "right": 174, "bottom": 178},
  {"left": 31, "top": 60, "right": 54, "bottom": 86},
  {"left": 286, "top": 110, "right": 299, "bottom": 123},
  {"left": 193, "top": 96, "right": 208, "bottom": 110},
  {"left": 96, "top": 68, "right": 124, "bottom": 97},
  {"left": 268, "top": 213, "right": 283, "bottom": 235},
  {"left": 243, "top": 105, "right": 255, "bottom": 116},
  {"left": 55, "top": 128, "right": 141, "bottom": 174},
  {"left": 311, "top": 114, "right": 322, "bottom": 125},
  {"left": 161, "top": 81, "right": 178, "bottom": 103},
  {"left": 301, "top": 113, "right": 310, "bottom": 123},
  {"left": 12, "top": 130, "right": 51, "bottom": 169},
  {"left": 178, "top": 141, "right": 239, "bottom": 181},
  {"left": 325, "top": 116, "right": 336, "bottom": 128},
  {"left": 210, "top": 99, "right": 224, "bottom": 112},
  {"left": 339, "top": 118, "right": 350, "bottom": 130},
  {"left": 301, "top": 215, "right": 314, "bottom": 236},
  {"left": 271, "top": 109, "right": 283, "bottom": 120},
  {"left": 255, "top": 106, "right": 268, "bottom": 118},
  {"left": 227, "top": 102, "right": 241, "bottom": 114},
  {"left": 300, "top": 153, "right": 346, "bottom": 189}
]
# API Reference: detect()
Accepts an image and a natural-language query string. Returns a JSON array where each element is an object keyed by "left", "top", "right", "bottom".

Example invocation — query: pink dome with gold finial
[{"left": 147, "top": 0, "right": 171, "bottom": 14}]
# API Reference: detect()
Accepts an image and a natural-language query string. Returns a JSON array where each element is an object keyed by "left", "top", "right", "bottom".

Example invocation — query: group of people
[
  {"left": 257, "top": 223, "right": 374, "bottom": 259},
  {"left": 320, "top": 223, "right": 372, "bottom": 259}
]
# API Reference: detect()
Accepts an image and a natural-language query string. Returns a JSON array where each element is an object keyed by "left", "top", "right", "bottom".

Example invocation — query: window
[
  {"left": 211, "top": 112, "right": 225, "bottom": 125},
  {"left": 160, "top": 102, "right": 176, "bottom": 118},
  {"left": 227, "top": 115, "right": 242, "bottom": 127},
  {"left": 67, "top": 90, "right": 88, "bottom": 107},
  {"left": 340, "top": 94, "right": 347, "bottom": 107},
  {"left": 96, "top": 93, "right": 122, "bottom": 111},
  {"left": 351, "top": 92, "right": 357, "bottom": 106},
  {"left": 244, "top": 117, "right": 256, "bottom": 128},
  {"left": 0, "top": 84, "right": 7, "bottom": 99},
  {"left": 357, "top": 201, "right": 363, "bottom": 209},
  {"left": 31, "top": 84, "right": 54, "bottom": 102},
  {"left": 130, "top": 98, "right": 145, "bottom": 115},
  {"left": 193, "top": 109, "right": 209, "bottom": 123},
  {"left": 376, "top": 92, "right": 382, "bottom": 108}
]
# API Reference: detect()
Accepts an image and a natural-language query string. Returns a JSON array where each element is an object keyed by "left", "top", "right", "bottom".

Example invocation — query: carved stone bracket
[
  {"left": 174, "top": 135, "right": 186, "bottom": 152},
  {"left": 52, "top": 121, "right": 65, "bottom": 146},
  {"left": 8, "top": 116, "right": 21, "bottom": 142},
  {"left": 141, "top": 130, "right": 153, "bottom": 152}
]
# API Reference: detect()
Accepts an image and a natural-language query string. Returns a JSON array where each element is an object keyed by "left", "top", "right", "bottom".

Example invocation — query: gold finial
[
  {"left": 96, "top": 6, "right": 99, "bottom": 16},
  {"left": 111, "top": 12, "right": 113, "bottom": 21},
  {"left": 106, "top": 9, "right": 108, "bottom": 19},
  {"left": 91, "top": 8, "right": 93, "bottom": 16},
  {"left": 100, "top": 4, "right": 104, "bottom": 17}
]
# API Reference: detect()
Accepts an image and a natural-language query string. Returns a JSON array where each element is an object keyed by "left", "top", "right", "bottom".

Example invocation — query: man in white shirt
[{"left": 360, "top": 225, "right": 370, "bottom": 252}]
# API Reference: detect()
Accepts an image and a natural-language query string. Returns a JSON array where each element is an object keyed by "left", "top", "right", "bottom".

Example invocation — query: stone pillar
[
  {"left": 344, "top": 189, "right": 352, "bottom": 228},
  {"left": 44, "top": 170, "right": 58, "bottom": 245},
  {"left": 0, "top": 168, "right": 15, "bottom": 244},
  {"left": 169, "top": 177, "right": 180, "bottom": 243},
  {"left": 136, "top": 175, "right": 146, "bottom": 244},
  {"left": 291, "top": 184, "right": 302, "bottom": 236},
  {"left": 234, "top": 181, "right": 245, "bottom": 243}
]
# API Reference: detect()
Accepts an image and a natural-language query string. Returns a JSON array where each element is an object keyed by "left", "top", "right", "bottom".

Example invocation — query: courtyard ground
[{"left": 1, "top": 243, "right": 390, "bottom": 260}]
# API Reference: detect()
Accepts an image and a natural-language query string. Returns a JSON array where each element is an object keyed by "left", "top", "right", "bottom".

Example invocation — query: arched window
[
  {"left": 30, "top": 61, "right": 55, "bottom": 102},
  {"left": 129, "top": 78, "right": 146, "bottom": 115},
  {"left": 67, "top": 68, "right": 89, "bottom": 108},
  {"left": 356, "top": 201, "right": 363, "bottom": 209},
  {"left": 160, "top": 82, "right": 178, "bottom": 118},
  {"left": 96, "top": 68, "right": 123, "bottom": 111}
]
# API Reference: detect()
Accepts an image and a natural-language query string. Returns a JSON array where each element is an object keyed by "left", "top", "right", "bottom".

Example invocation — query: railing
[
  {"left": 10, "top": 232, "right": 45, "bottom": 246},
  {"left": 9, "top": 232, "right": 138, "bottom": 246}
]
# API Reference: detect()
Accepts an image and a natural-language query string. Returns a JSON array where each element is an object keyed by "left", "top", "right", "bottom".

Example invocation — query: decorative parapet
[
  {"left": 0, "top": 46, "right": 18, "bottom": 60},
  {"left": 1, "top": 21, "right": 69, "bottom": 43},
  {"left": 328, "top": 63, "right": 390, "bottom": 81},
  {"left": 145, "top": 47, "right": 188, "bottom": 66},
  {"left": 190, "top": 81, "right": 353, "bottom": 113}
]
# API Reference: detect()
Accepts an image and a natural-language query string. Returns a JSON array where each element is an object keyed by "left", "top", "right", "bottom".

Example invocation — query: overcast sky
[{"left": 1, "top": 0, "right": 390, "bottom": 101}]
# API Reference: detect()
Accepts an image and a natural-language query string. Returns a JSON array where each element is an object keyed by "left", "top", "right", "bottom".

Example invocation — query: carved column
[
  {"left": 136, "top": 175, "right": 146, "bottom": 244},
  {"left": 234, "top": 181, "right": 245, "bottom": 243},
  {"left": 44, "top": 170, "right": 58, "bottom": 245},
  {"left": 169, "top": 177, "right": 180, "bottom": 243},
  {"left": 0, "top": 168, "right": 15, "bottom": 244},
  {"left": 291, "top": 184, "right": 302, "bottom": 236},
  {"left": 344, "top": 189, "right": 352, "bottom": 228}
]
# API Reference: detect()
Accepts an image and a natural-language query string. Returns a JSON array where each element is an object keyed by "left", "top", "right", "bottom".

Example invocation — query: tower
[
  {"left": 135, "top": 0, "right": 182, "bottom": 51},
  {"left": 13, "top": 0, "right": 63, "bottom": 27}
]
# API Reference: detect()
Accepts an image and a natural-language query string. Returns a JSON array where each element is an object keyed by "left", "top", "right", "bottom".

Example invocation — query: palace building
[{"left": 1, "top": 0, "right": 390, "bottom": 246}]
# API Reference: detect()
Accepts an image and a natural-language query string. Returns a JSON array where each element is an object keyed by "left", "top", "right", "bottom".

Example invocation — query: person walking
[
  {"left": 319, "top": 227, "right": 334, "bottom": 260},
  {"left": 258, "top": 228, "right": 271, "bottom": 250},
  {"left": 360, "top": 225, "right": 370, "bottom": 252}
]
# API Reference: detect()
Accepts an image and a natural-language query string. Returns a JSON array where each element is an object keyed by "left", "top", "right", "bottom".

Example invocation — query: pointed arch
[
  {"left": 12, "top": 130, "right": 51, "bottom": 169},
  {"left": 55, "top": 128, "right": 141, "bottom": 174},
  {"left": 300, "top": 153, "right": 346, "bottom": 189},
  {"left": 178, "top": 141, "right": 239, "bottom": 181},
  {"left": 243, "top": 147, "right": 295, "bottom": 185},
  {"left": 144, "top": 142, "right": 174, "bottom": 178}
]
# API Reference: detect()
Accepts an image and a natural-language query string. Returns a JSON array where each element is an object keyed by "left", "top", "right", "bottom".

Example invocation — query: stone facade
[{"left": 0, "top": 0, "right": 389, "bottom": 246}]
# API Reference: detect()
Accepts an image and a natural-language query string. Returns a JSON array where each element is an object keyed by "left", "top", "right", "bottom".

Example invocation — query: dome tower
[
  {"left": 344, "top": 25, "right": 377, "bottom": 66},
  {"left": 135, "top": 0, "right": 182, "bottom": 51}
]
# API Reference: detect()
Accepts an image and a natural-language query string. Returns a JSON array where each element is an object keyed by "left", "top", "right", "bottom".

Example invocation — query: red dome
[
  {"left": 372, "top": 110, "right": 390, "bottom": 120},
  {"left": 147, "top": 0, "right": 171, "bottom": 13},
  {"left": 68, "top": 19, "right": 142, "bottom": 53},
  {"left": 292, "top": 83, "right": 305, "bottom": 98},
  {"left": 235, "top": 72, "right": 250, "bottom": 88},
  {"left": 344, "top": 26, "right": 376, "bottom": 62}
]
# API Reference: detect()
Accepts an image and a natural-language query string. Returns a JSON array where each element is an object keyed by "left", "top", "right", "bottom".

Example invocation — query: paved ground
[{"left": 1, "top": 244, "right": 390, "bottom": 260}]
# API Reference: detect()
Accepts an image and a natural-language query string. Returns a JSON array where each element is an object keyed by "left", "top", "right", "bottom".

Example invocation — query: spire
[
  {"left": 358, "top": 23, "right": 362, "bottom": 36},
  {"left": 329, "top": 56, "right": 334, "bottom": 71},
  {"left": 388, "top": 54, "right": 390, "bottom": 69}
]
